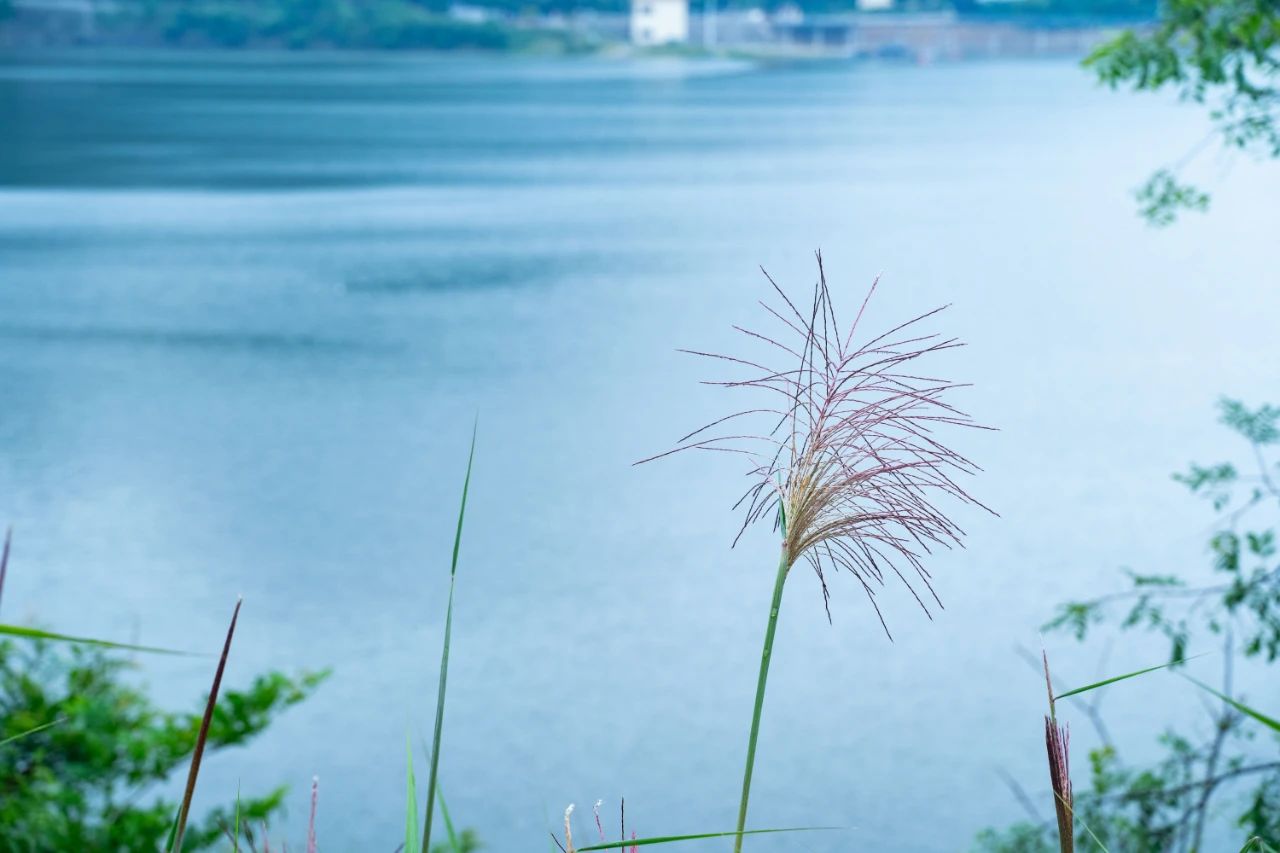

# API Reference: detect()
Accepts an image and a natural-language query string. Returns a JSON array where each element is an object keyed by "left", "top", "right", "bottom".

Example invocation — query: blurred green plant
[
  {"left": 1085, "top": 0, "right": 1280, "bottom": 225},
  {"left": 0, "top": 636, "right": 327, "bottom": 851},
  {"left": 975, "top": 399, "right": 1280, "bottom": 852}
]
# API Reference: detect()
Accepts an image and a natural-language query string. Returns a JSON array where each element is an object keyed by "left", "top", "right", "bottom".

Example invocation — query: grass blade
[
  {"left": 406, "top": 735, "right": 420, "bottom": 853},
  {"left": 0, "top": 529, "right": 186, "bottom": 655},
  {"left": 576, "top": 827, "right": 838, "bottom": 850},
  {"left": 1053, "top": 655, "right": 1203, "bottom": 702},
  {"left": 422, "top": 420, "right": 477, "bottom": 853},
  {"left": 1186, "top": 676, "right": 1280, "bottom": 733},
  {"left": 1241, "top": 838, "right": 1280, "bottom": 853},
  {"left": 0, "top": 622, "right": 192, "bottom": 655},
  {"left": 1058, "top": 789, "right": 1110, "bottom": 852},
  {"left": 438, "top": 787, "right": 462, "bottom": 852},
  {"left": 233, "top": 782, "right": 241, "bottom": 853},
  {"left": 0, "top": 716, "right": 65, "bottom": 747},
  {"left": 170, "top": 597, "right": 242, "bottom": 853},
  {"left": 0, "top": 525, "right": 11, "bottom": 613}
]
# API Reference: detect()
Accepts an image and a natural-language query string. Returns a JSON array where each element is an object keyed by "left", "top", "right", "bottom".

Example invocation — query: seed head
[{"left": 642, "top": 253, "right": 992, "bottom": 636}]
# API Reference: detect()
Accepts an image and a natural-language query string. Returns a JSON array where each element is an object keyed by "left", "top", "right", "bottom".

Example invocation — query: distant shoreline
[{"left": 0, "top": 2, "right": 1143, "bottom": 62}]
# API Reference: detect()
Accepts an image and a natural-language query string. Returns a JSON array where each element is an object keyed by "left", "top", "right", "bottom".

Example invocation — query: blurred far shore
[{"left": 0, "top": 0, "right": 1152, "bottom": 60}]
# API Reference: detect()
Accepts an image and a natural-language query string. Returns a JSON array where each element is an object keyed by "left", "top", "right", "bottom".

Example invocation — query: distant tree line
[
  {"left": 127, "top": 0, "right": 1156, "bottom": 41},
  {"left": 120, "top": 0, "right": 593, "bottom": 49},
  {"left": 28, "top": 0, "right": 1156, "bottom": 50}
]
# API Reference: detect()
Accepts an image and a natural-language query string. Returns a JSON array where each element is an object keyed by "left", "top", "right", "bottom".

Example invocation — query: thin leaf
[
  {"left": 1057, "top": 789, "right": 1110, "bottom": 853},
  {"left": 0, "top": 525, "right": 11, "bottom": 613},
  {"left": 406, "top": 734, "right": 420, "bottom": 853},
  {"left": 422, "top": 420, "right": 477, "bottom": 853},
  {"left": 0, "top": 622, "right": 193, "bottom": 655},
  {"left": 0, "top": 716, "right": 65, "bottom": 747},
  {"left": 170, "top": 597, "right": 242, "bottom": 853},
  {"left": 438, "top": 787, "right": 461, "bottom": 852},
  {"left": 1186, "top": 676, "right": 1280, "bottom": 733},
  {"left": 233, "top": 782, "right": 241, "bottom": 853},
  {"left": 1241, "top": 838, "right": 1280, "bottom": 853},
  {"left": 576, "top": 827, "right": 838, "bottom": 850},
  {"left": 1053, "top": 655, "right": 1204, "bottom": 702}
]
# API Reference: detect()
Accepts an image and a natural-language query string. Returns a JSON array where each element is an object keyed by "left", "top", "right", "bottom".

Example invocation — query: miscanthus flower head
[{"left": 643, "top": 253, "right": 991, "bottom": 636}]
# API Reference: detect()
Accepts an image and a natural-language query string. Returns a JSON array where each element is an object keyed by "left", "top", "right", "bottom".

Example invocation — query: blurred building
[{"left": 630, "top": 0, "right": 689, "bottom": 45}]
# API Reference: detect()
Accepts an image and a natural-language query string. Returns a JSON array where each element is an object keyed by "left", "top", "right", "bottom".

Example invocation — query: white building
[{"left": 630, "top": 0, "right": 689, "bottom": 45}]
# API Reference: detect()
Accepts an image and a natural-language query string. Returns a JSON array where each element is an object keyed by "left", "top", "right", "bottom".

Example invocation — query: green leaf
[
  {"left": 422, "top": 419, "right": 477, "bottom": 853},
  {"left": 1186, "top": 677, "right": 1280, "bottom": 733},
  {"left": 406, "top": 734, "right": 420, "bottom": 853},
  {"left": 0, "top": 622, "right": 193, "bottom": 655},
  {"left": 1220, "top": 399, "right": 1280, "bottom": 445},
  {"left": 1053, "top": 655, "right": 1202, "bottom": 702},
  {"left": 438, "top": 787, "right": 461, "bottom": 853},
  {"left": 575, "top": 826, "right": 839, "bottom": 850},
  {"left": 1134, "top": 169, "right": 1209, "bottom": 227}
]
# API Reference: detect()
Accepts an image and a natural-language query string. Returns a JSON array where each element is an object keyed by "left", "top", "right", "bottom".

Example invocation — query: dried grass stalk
[{"left": 642, "top": 253, "right": 991, "bottom": 852}]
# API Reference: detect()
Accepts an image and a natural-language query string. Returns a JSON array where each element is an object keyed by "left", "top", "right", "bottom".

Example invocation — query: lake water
[{"left": 2, "top": 51, "right": 1278, "bottom": 851}]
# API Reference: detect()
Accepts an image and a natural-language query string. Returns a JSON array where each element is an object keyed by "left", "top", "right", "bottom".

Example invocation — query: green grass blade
[
  {"left": 233, "top": 781, "right": 241, "bottom": 853},
  {"left": 1076, "top": 815, "right": 1110, "bottom": 853},
  {"left": 0, "top": 525, "right": 11, "bottom": 613},
  {"left": 1057, "top": 789, "right": 1109, "bottom": 853},
  {"left": 1053, "top": 654, "right": 1205, "bottom": 702},
  {"left": 437, "top": 787, "right": 461, "bottom": 852},
  {"left": 422, "top": 420, "right": 477, "bottom": 853},
  {"left": 577, "top": 826, "right": 838, "bottom": 850},
  {"left": 406, "top": 735, "right": 420, "bottom": 853},
  {"left": 0, "top": 622, "right": 193, "bottom": 655},
  {"left": 0, "top": 716, "right": 65, "bottom": 747},
  {"left": 170, "top": 597, "right": 242, "bottom": 853},
  {"left": 1186, "top": 676, "right": 1280, "bottom": 733},
  {"left": 0, "top": 528, "right": 186, "bottom": 656},
  {"left": 1241, "top": 837, "right": 1280, "bottom": 852}
]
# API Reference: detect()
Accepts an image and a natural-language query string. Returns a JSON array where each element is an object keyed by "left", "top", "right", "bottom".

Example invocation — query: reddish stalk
[
  {"left": 1043, "top": 651, "right": 1074, "bottom": 853},
  {"left": 307, "top": 777, "right": 319, "bottom": 853},
  {"left": 170, "top": 597, "right": 243, "bottom": 853}
]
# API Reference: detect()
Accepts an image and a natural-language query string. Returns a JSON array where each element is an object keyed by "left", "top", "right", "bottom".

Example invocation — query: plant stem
[{"left": 733, "top": 549, "right": 791, "bottom": 853}]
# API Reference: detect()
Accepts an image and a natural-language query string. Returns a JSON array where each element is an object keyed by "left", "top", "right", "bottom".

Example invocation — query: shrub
[{"left": 0, "top": 637, "right": 326, "bottom": 852}]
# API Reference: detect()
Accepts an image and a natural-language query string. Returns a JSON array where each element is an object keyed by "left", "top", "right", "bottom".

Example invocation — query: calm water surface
[{"left": 2, "top": 51, "right": 1278, "bottom": 850}]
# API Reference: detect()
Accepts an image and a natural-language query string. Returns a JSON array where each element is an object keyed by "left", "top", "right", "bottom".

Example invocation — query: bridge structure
[{"left": 771, "top": 10, "right": 1117, "bottom": 61}]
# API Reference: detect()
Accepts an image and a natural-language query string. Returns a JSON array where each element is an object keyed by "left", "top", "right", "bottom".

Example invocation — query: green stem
[{"left": 733, "top": 549, "right": 791, "bottom": 853}]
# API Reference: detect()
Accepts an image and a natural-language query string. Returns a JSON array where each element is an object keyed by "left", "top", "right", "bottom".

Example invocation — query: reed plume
[
  {"left": 642, "top": 253, "right": 989, "bottom": 851},
  {"left": 1043, "top": 651, "right": 1074, "bottom": 853}
]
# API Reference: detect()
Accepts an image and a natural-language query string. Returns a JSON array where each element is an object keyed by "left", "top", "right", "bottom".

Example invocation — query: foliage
[
  {"left": 143, "top": 0, "right": 592, "bottom": 51},
  {"left": 432, "top": 829, "right": 482, "bottom": 852},
  {"left": 1134, "top": 168, "right": 1210, "bottom": 226},
  {"left": 1085, "top": 0, "right": 1280, "bottom": 224},
  {"left": 70, "top": 0, "right": 1161, "bottom": 33},
  {"left": 0, "top": 637, "right": 327, "bottom": 852},
  {"left": 976, "top": 399, "right": 1280, "bottom": 852}
]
